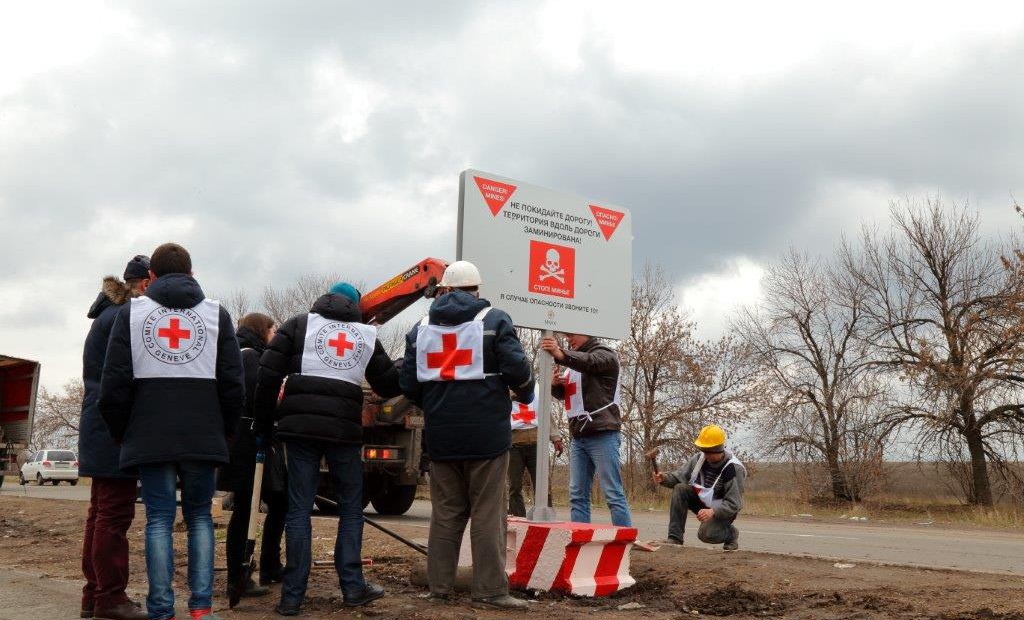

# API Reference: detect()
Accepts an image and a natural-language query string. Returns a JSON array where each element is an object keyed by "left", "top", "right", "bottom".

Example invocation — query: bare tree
[
  {"left": 734, "top": 248, "right": 891, "bottom": 501},
  {"left": 261, "top": 273, "right": 360, "bottom": 324},
  {"left": 31, "top": 379, "right": 84, "bottom": 450},
  {"left": 846, "top": 200, "right": 1024, "bottom": 506},
  {"left": 618, "top": 264, "right": 756, "bottom": 485}
]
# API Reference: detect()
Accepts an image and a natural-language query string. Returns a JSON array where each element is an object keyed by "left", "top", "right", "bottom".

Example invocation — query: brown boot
[{"left": 94, "top": 601, "right": 148, "bottom": 620}]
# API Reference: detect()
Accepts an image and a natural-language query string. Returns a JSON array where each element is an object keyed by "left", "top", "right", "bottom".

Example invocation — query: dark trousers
[
  {"left": 507, "top": 443, "right": 552, "bottom": 517},
  {"left": 428, "top": 453, "right": 509, "bottom": 599},
  {"left": 82, "top": 477, "right": 138, "bottom": 610},
  {"left": 281, "top": 440, "right": 366, "bottom": 606},
  {"left": 226, "top": 478, "right": 287, "bottom": 585},
  {"left": 668, "top": 484, "right": 738, "bottom": 544}
]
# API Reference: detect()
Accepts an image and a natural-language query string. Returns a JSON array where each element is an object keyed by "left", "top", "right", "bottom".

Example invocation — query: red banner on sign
[
  {"left": 528, "top": 240, "right": 575, "bottom": 298},
  {"left": 474, "top": 176, "right": 517, "bottom": 216},
  {"left": 589, "top": 205, "right": 625, "bottom": 240}
]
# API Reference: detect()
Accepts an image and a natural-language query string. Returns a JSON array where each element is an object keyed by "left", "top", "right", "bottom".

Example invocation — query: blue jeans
[
  {"left": 138, "top": 461, "right": 216, "bottom": 620},
  {"left": 569, "top": 431, "right": 632, "bottom": 527},
  {"left": 281, "top": 441, "right": 366, "bottom": 606}
]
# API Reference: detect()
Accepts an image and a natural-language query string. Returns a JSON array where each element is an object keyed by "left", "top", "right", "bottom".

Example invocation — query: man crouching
[{"left": 652, "top": 425, "right": 745, "bottom": 551}]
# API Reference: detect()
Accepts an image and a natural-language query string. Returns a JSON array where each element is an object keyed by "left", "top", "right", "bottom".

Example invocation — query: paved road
[{"left": 5, "top": 482, "right": 1023, "bottom": 575}]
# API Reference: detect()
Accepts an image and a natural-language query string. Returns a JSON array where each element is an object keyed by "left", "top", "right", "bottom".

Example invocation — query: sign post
[{"left": 457, "top": 170, "right": 632, "bottom": 522}]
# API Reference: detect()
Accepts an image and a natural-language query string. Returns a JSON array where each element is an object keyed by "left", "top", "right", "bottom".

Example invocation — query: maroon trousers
[{"left": 81, "top": 477, "right": 138, "bottom": 610}]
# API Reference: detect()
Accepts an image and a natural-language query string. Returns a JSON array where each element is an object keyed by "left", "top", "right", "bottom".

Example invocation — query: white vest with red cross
[
  {"left": 560, "top": 367, "right": 621, "bottom": 420},
  {"left": 130, "top": 296, "right": 220, "bottom": 379},
  {"left": 510, "top": 388, "right": 540, "bottom": 430},
  {"left": 300, "top": 313, "right": 378, "bottom": 385},
  {"left": 415, "top": 308, "right": 491, "bottom": 382}
]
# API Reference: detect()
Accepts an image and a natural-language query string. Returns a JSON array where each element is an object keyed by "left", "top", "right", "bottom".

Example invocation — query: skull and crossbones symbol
[{"left": 538, "top": 248, "right": 566, "bottom": 283}]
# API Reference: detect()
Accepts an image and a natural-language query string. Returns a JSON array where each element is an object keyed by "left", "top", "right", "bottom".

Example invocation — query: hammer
[{"left": 644, "top": 447, "right": 660, "bottom": 475}]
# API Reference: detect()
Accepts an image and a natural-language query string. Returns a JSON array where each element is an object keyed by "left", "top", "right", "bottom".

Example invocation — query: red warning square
[{"left": 528, "top": 240, "right": 575, "bottom": 299}]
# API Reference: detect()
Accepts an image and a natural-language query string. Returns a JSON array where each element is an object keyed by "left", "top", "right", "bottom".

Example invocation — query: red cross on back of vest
[
  {"left": 157, "top": 318, "right": 191, "bottom": 350},
  {"left": 512, "top": 403, "right": 536, "bottom": 425},
  {"left": 426, "top": 333, "right": 473, "bottom": 381},
  {"left": 328, "top": 332, "right": 355, "bottom": 357}
]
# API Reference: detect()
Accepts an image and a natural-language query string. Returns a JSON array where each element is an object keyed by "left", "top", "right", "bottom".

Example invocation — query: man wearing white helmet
[{"left": 400, "top": 260, "right": 535, "bottom": 610}]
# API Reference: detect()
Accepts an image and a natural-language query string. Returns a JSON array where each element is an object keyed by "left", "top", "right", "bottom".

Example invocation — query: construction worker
[
  {"left": 507, "top": 391, "right": 563, "bottom": 517},
  {"left": 399, "top": 261, "right": 534, "bottom": 610},
  {"left": 78, "top": 255, "right": 151, "bottom": 620},
  {"left": 100, "top": 243, "right": 245, "bottom": 620},
  {"left": 652, "top": 424, "right": 745, "bottom": 550},
  {"left": 253, "top": 282, "right": 400, "bottom": 615},
  {"left": 542, "top": 333, "right": 632, "bottom": 527}
]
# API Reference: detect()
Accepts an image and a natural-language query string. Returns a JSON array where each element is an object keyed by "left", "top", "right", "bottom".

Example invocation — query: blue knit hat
[{"left": 329, "top": 282, "right": 361, "bottom": 303}]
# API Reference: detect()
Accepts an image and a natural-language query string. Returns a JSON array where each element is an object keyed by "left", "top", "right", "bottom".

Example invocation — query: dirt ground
[{"left": 2, "top": 496, "right": 1024, "bottom": 620}]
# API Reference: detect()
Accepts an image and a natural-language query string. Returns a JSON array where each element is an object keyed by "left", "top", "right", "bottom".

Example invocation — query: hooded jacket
[
  {"left": 77, "top": 277, "right": 135, "bottom": 478},
  {"left": 252, "top": 293, "right": 400, "bottom": 445},
  {"left": 399, "top": 290, "right": 534, "bottom": 461},
  {"left": 98, "top": 273, "right": 245, "bottom": 469},
  {"left": 660, "top": 451, "right": 746, "bottom": 521},
  {"left": 551, "top": 337, "right": 622, "bottom": 438}
]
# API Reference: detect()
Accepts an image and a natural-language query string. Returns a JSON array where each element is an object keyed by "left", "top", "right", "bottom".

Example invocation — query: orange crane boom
[{"left": 359, "top": 257, "right": 449, "bottom": 325}]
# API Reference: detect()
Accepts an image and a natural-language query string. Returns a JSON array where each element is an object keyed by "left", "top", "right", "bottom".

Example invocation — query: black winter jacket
[
  {"left": 217, "top": 326, "right": 285, "bottom": 492},
  {"left": 78, "top": 277, "right": 135, "bottom": 479},
  {"left": 99, "top": 274, "right": 245, "bottom": 469},
  {"left": 399, "top": 290, "right": 534, "bottom": 461},
  {"left": 253, "top": 294, "right": 400, "bottom": 445},
  {"left": 551, "top": 337, "right": 621, "bottom": 438}
]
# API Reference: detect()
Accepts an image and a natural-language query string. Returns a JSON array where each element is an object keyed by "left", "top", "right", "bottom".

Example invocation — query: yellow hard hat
[{"left": 694, "top": 425, "right": 727, "bottom": 450}]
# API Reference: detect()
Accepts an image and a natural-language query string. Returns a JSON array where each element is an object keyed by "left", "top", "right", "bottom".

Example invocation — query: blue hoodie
[{"left": 400, "top": 290, "right": 534, "bottom": 461}]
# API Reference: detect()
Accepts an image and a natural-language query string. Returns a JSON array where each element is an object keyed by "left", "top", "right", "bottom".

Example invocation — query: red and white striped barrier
[{"left": 506, "top": 519, "right": 637, "bottom": 596}]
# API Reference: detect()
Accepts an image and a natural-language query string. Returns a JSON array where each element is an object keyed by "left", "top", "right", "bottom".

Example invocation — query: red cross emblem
[
  {"left": 328, "top": 332, "right": 355, "bottom": 357},
  {"left": 562, "top": 380, "right": 578, "bottom": 410},
  {"left": 426, "top": 333, "right": 473, "bottom": 381},
  {"left": 157, "top": 318, "right": 191, "bottom": 350},
  {"left": 512, "top": 403, "right": 536, "bottom": 425}
]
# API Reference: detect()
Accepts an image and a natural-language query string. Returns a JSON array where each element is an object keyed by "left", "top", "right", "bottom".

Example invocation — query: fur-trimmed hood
[{"left": 87, "top": 276, "right": 131, "bottom": 319}]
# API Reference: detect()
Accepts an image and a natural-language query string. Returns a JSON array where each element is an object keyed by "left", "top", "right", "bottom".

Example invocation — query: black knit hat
[{"left": 123, "top": 255, "right": 151, "bottom": 281}]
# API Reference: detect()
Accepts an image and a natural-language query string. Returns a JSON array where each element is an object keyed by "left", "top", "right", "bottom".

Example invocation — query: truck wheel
[
  {"left": 0, "top": 475, "right": 4, "bottom": 489},
  {"left": 19, "top": 473, "right": 26, "bottom": 485},
  {"left": 370, "top": 485, "right": 417, "bottom": 516}
]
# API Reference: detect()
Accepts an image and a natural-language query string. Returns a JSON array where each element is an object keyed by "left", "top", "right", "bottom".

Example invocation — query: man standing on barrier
[{"left": 543, "top": 332, "right": 632, "bottom": 527}]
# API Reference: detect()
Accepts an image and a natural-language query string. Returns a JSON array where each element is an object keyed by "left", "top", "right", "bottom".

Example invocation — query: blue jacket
[
  {"left": 99, "top": 273, "right": 245, "bottom": 470},
  {"left": 77, "top": 277, "right": 135, "bottom": 479},
  {"left": 400, "top": 290, "right": 534, "bottom": 461}
]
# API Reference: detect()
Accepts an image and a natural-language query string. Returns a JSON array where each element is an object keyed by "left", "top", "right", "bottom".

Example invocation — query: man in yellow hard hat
[{"left": 652, "top": 425, "right": 746, "bottom": 550}]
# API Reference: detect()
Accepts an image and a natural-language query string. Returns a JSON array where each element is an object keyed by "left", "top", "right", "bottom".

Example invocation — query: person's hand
[
  {"left": 551, "top": 366, "right": 565, "bottom": 386},
  {"left": 697, "top": 508, "right": 715, "bottom": 522},
  {"left": 652, "top": 471, "right": 665, "bottom": 485},
  {"left": 540, "top": 337, "right": 566, "bottom": 362},
  {"left": 553, "top": 438, "right": 564, "bottom": 457}
]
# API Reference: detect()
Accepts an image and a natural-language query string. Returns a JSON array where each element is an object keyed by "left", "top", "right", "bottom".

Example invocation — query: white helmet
[{"left": 440, "top": 260, "right": 483, "bottom": 288}]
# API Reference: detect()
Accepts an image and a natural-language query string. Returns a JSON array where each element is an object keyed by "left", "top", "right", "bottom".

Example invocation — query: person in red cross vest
[
  {"left": 78, "top": 254, "right": 151, "bottom": 620},
  {"left": 398, "top": 260, "right": 535, "bottom": 611},
  {"left": 652, "top": 425, "right": 745, "bottom": 550},
  {"left": 252, "top": 282, "right": 401, "bottom": 615},
  {"left": 508, "top": 389, "right": 563, "bottom": 517},
  {"left": 542, "top": 332, "right": 633, "bottom": 527},
  {"left": 99, "top": 243, "right": 245, "bottom": 620}
]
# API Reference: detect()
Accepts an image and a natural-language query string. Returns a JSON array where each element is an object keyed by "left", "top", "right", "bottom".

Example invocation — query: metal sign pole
[{"left": 528, "top": 329, "right": 557, "bottom": 522}]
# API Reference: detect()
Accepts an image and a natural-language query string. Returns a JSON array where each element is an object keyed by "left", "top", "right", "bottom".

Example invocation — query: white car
[{"left": 20, "top": 450, "right": 79, "bottom": 486}]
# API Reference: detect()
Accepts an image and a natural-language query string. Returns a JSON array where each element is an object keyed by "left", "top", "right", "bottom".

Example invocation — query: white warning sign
[{"left": 457, "top": 169, "right": 632, "bottom": 340}]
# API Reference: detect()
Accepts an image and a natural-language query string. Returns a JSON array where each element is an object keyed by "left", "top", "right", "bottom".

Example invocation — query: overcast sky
[{"left": 3, "top": 1, "right": 1024, "bottom": 390}]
